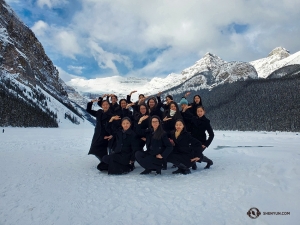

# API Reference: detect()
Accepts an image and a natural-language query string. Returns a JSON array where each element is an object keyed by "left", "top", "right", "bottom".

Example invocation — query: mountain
[
  {"left": 0, "top": 0, "right": 94, "bottom": 127},
  {"left": 68, "top": 53, "right": 258, "bottom": 101},
  {"left": 250, "top": 47, "right": 300, "bottom": 78}
]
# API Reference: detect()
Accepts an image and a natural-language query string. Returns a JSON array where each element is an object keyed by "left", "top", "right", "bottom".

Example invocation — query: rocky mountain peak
[{"left": 268, "top": 47, "right": 290, "bottom": 59}]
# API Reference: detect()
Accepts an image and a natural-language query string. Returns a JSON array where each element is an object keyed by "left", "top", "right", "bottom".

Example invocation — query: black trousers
[{"left": 135, "top": 151, "right": 163, "bottom": 170}]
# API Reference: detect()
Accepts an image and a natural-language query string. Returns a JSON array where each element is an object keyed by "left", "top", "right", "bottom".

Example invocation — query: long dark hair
[
  {"left": 146, "top": 97, "right": 158, "bottom": 109},
  {"left": 193, "top": 94, "right": 202, "bottom": 105},
  {"left": 150, "top": 115, "right": 166, "bottom": 140},
  {"left": 167, "top": 102, "right": 182, "bottom": 119}
]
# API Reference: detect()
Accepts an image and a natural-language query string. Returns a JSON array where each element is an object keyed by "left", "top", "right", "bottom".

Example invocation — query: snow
[
  {"left": 0, "top": 128, "right": 299, "bottom": 225},
  {"left": 250, "top": 49, "right": 300, "bottom": 78}
]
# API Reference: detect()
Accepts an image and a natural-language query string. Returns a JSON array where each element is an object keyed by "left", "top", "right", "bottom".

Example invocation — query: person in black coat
[
  {"left": 133, "top": 103, "right": 150, "bottom": 151},
  {"left": 167, "top": 119, "right": 203, "bottom": 175},
  {"left": 135, "top": 115, "right": 173, "bottom": 175},
  {"left": 86, "top": 99, "right": 113, "bottom": 170},
  {"left": 127, "top": 90, "right": 146, "bottom": 115},
  {"left": 98, "top": 94, "right": 120, "bottom": 114},
  {"left": 162, "top": 102, "right": 183, "bottom": 135},
  {"left": 179, "top": 97, "right": 192, "bottom": 132},
  {"left": 114, "top": 99, "right": 133, "bottom": 120},
  {"left": 146, "top": 92, "right": 163, "bottom": 119},
  {"left": 102, "top": 116, "right": 139, "bottom": 175},
  {"left": 184, "top": 92, "right": 203, "bottom": 116},
  {"left": 181, "top": 105, "right": 214, "bottom": 169},
  {"left": 162, "top": 94, "right": 174, "bottom": 111}
]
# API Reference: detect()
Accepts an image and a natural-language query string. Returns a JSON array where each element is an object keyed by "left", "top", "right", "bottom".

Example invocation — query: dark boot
[
  {"left": 192, "top": 162, "right": 197, "bottom": 170},
  {"left": 172, "top": 168, "right": 183, "bottom": 174},
  {"left": 177, "top": 163, "right": 191, "bottom": 175},
  {"left": 202, "top": 156, "right": 213, "bottom": 169},
  {"left": 155, "top": 169, "right": 161, "bottom": 175},
  {"left": 162, "top": 161, "right": 167, "bottom": 170},
  {"left": 140, "top": 169, "right": 152, "bottom": 175}
]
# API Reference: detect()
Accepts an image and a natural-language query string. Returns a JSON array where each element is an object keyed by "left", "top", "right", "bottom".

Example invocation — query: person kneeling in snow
[
  {"left": 167, "top": 119, "right": 203, "bottom": 175},
  {"left": 102, "top": 116, "right": 139, "bottom": 175}
]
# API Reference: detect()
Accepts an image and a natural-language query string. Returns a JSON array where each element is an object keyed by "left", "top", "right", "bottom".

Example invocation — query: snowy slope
[
  {"left": 0, "top": 71, "right": 93, "bottom": 128},
  {"left": 250, "top": 47, "right": 300, "bottom": 78},
  {"left": 0, "top": 128, "right": 299, "bottom": 225}
]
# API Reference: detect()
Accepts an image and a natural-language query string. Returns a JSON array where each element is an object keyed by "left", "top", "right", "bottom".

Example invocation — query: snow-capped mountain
[
  {"left": 68, "top": 52, "right": 258, "bottom": 101},
  {"left": 0, "top": 0, "right": 94, "bottom": 127},
  {"left": 250, "top": 47, "right": 300, "bottom": 78}
]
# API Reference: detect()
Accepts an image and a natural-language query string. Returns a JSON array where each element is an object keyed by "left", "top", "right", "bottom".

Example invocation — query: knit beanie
[{"left": 179, "top": 98, "right": 188, "bottom": 105}]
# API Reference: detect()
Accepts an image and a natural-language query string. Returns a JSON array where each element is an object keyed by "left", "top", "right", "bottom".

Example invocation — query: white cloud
[
  {"left": 31, "top": 21, "right": 81, "bottom": 59},
  {"left": 27, "top": 0, "right": 300, "bottom": 78},
  {"left": 36, "top": 0, "right": 67, "bottom": 9},
  {"left": 89, "top": 40, "right": 132, "bottom": 75},
  {"left": 56, "top": 66, "right": 84, "bottom": 82},
  {"left": 67, "top": 65, "right": 84, "bottom": 75}
]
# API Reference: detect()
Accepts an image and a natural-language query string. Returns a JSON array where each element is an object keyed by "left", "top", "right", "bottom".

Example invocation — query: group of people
[{"left": 86, "top": 91, "right": 214, "bottom": 175}]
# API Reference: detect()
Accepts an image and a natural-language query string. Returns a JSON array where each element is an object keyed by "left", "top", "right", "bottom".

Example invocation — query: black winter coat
[
  {"left": 86, "top": 102, "right": 112, "bottom": 156},
  {"left": 162, "top": 110, "right": 183, "bottom": 135},
  {"left": 147, "top": 96, "right": 163, "bottom": 119},
  {"left": 136, "top": 124, "right": 173, "bottom": 159},
  {"left": 106, "top": 122, "right": 139, "bottom": 163},
  {"left": 182, "top": 111, "right": 214, "bottom": 147},
  {"left": 167, "top": 130, "right": 203, "bottom": 167},
  {"left": 169, "top": 130, "right": 203, "bottom": 157}
]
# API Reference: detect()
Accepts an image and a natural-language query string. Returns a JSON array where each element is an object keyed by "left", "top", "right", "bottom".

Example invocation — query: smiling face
[
  {"left": 166, "top": 97, "right": 172, "bottom": 104},
  {"left": 120, "top": 100, "right": 127, "bottom": 109},
  {"left": 175, "top": 120, "right": 184, "bottom": 132},
  {"left": 170, "top": 103, "right": 177, "bottom": 111},
  {"left": 151, "top": 118, "right": 160, "bottom": 130},
  {"left": 139, "top": 105, "right": 147, "bottom": 115},
  {"left": 101, "top": 101, "right": 110, "bottom": 112},
  {"left": 197, "top": 107, "right": 205, "bottom": 117},
  {"left": 194, "top": 96, "right": 201, "bottom": 104},
  {"left": 148, "top": 99, "right": 156, "bottom": 108},
  {"left": 111, "top": 95, "right": 117, "bottom": 104},
  {"left": 122, "top": 119, "right": 131, "bottom": 131}
]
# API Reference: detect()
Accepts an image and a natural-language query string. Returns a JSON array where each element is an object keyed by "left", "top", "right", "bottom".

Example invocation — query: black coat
[
  {"left": 182, "top": 111, "right": 214, "bottom": 147},
  {"left": 147, "top": 96, "right": 163, "bottom": 119},
  {"left": 162, "top": 109, "right": 183, "bottom": 134},
  {"left": 86, "top": 102, "right": 112, "bottom": 156},
  {"left": 167, "top": 130, "right": 203, "bottom": 167},
  {"left": 106, "top": 123, "right": 139, "bottom": 162},
  {"left": 136, "top": 124, "right": 173, "bottom": 159},
  {"left": 189, "top": 102, "right": 202, "bottom": 117}
]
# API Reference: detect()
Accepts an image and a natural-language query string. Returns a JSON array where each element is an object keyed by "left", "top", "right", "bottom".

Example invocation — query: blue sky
[{"left": 5, "top": 0, "right": 300, "bottom": 82}]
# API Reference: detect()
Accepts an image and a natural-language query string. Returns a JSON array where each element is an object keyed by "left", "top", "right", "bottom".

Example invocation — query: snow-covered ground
[{"left": 0, "top": 127, "right": 299, "bottom": 225}]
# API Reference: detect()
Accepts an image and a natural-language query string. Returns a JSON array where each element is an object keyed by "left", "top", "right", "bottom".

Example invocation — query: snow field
[{"left": 0, "top": 128, "right": 299, "bottom": 225}]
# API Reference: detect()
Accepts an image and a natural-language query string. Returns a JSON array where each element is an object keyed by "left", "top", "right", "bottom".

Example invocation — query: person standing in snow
[
  {"left": 2, "top": 129, "right": 4, "bottom": 133},
  {"left": 167, "top": 119, "right": 203, "bottom": 175},
  {"left": 86, "top": 99, "right": 113, "bottom": 171},
  {"left": 181, "top": 105, "right": 214, "bottom": 170},
  {"left": 102, "top": 116, "right": 139, "bottom": 175},
  {"left": 135, "top": 115, "right": 173, "bottom": 175}
]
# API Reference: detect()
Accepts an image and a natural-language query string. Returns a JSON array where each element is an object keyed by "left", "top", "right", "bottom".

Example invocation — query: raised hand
[
  {"left": 130, "top": 90, "right": 137, "bottom": 95},
  {"left": 182, "top": 105, "right": 192, "bottom": 112},
  {"left": 163, "top": 116, "right": 172, "bottom": 122},
  {"left": 184, "top": 92, "right": 191, "bottom": 98}
]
